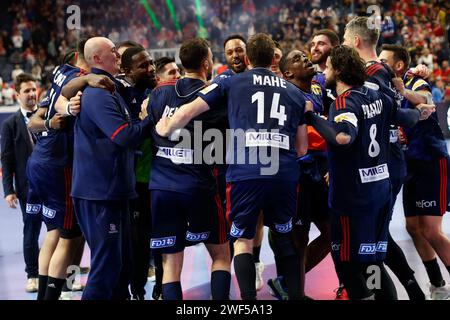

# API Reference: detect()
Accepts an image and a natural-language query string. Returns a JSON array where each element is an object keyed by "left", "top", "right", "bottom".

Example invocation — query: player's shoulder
[
  {"left": 366, "top": 61, "right": 392, "bottom": 78},
  {"left": 213, "top": 70, "right": 234, "bottom": 84},
  {"left": 150, "top": 79, "right": 177, "bottom": 97},
  {"left": 58, "top": 63, "right": 81, "bottom": 76},
  {"left": 154, "top": 79, "right": 177, "bottom": 90},
  {"left": 335, "top": 86, "right": 377, "bottom": 113}
]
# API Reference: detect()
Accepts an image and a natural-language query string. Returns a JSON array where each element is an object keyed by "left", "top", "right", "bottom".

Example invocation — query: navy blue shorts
[
  {"left": 226, "top": 179, "right": 297, "bottom": 239},
  {"left": 330, "top": 200, "right": 391, "bottom": 263},
  {"left": 26, "top": 159, "right": 81, "bottom": 239},
  {"left": 150, "top": 189, "right": 228, "bottom": 254},
  {"left": 403, "top": 157, "right": 450, "bottom": 217},
  {"left": 297, "top": 174, "right": 329, "bottom": 229}
]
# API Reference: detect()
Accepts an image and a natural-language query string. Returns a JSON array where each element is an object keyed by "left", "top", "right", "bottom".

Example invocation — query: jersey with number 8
[{"left": 327, "top": 86, "right": 395, "bottom": 215}]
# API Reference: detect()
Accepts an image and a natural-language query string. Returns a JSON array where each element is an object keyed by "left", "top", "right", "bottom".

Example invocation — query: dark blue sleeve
[
  {"left": 197, "top": 79, "right": 229, "bottom": 109},
  {"left": 83, "top": 88, "right": 151, "bottom": 148}
]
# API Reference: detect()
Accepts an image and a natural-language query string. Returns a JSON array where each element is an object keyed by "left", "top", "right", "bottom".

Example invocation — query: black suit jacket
[{"left": 1, "top": 110, "right": 34, "bottom": 200}]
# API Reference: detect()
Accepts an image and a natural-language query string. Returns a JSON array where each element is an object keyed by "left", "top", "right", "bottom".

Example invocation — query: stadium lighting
[
  {"left": 166, "top": 0, "right": 181, "bottom": 31},
  {"left": 139, "top": 0, "right": 162, "bottom": 30}
]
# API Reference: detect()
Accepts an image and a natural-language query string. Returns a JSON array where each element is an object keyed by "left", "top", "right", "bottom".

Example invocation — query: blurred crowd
[{"left": 0, "top": 0, "right": 449, "bottom": 105}]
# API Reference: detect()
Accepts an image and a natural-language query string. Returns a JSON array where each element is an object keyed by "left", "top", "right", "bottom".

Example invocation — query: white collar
[{"left": 20, "top": 106, "right": 38, "bottom": 118}]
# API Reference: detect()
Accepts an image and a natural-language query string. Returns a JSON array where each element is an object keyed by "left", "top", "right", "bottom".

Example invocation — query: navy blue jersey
[
  {"left": 302, "top": 80, "right": 325, "bottom": 114},
  {"left": 117, "top": 78, "right": 148, "bottom": 123},
  {"left": 213, "top": 69, "right": 235, "bottom": 83},
  {"left": 298, "top": 81, "right": 328, "bottom": 155},
  {"left": 71, "top": 68, "right": 151, "bottom": 200},
  {"left": 148, "top": 78, "right": 216, "bottom": 194},
  {"left": 365, "top": 61, "right": 406, "bottom": 179},
  {"left": 401, "top": 72, "right": 448, "bottom": 160},
  {"left": 31, "top": 64, "right": 83, "bottom": 166},
  {"left": 313, "top": 72, "right": 325, "bottom": 88},
  {"left": 199, "top": 67, "right": 306, "bottom": 182},
  {"left": 313, "top": 72, "right": 335, "bottom": 115},
  {"left": 327, "top": 86, "right": 395, "bottom": 214}
]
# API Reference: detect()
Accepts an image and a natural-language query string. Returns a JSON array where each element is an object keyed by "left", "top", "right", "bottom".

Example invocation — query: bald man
[{"left": 71, "top": 37, "right": 153, "bottom": 299}]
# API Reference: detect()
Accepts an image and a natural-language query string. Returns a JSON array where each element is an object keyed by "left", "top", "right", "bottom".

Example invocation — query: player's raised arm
[{"left": 304, "top": 108, "right": 355, "bottom": 147}]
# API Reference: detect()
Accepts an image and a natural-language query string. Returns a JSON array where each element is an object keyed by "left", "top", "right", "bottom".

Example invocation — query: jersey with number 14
[
  {"left": 198, "top": 67, "right": 306, "bottom": 182},
  {"left": 328, "top": 86, "right": 395, "bottom": 215}
]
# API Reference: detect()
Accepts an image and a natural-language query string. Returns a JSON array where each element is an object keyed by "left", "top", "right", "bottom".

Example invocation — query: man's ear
[
  {"left": 93, "top": 54, "right": 101, "bottom": 64},
  {"left": 244, "top": 55, "right": 250, "bottom": 66},
  {"left": 283, "top": 70, "right": 293, "bottom": 80},
  {"left": 395, "top": 61, "right": 405, "bottom": 74},
  {"left": 354, "top": 35, "right": 361, "bottom": 48}
]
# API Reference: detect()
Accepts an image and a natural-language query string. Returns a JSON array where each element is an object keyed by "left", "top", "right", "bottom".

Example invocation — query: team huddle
[{"left": 7, "top": 15, "right": 450, "bottom": 300}]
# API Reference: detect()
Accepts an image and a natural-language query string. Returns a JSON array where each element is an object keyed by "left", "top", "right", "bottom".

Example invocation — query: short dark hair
[
  {"left": 155, "top": 56, "right": 176, "bottom": 74},
  {"left": 121, "top": 46, "right": 146, "bottom": 71},
  {"left": 345, "top": 16, "right": 380, "bottom": 47},
  {"left": 179, "top": 38, "right": 210, "bottom": 71},
  {"left": 77, "top": 37, "right": 89, "bottom": 60},
  {"left": 246, "top": 33, "right": 275, "bottom": 68},
  {"left": 311, "top": 29, "right": 340, "bottom": 47},
  {"left": 330, "top": 45, "right": 367, "bottom": 86},
  {"left": 381, "top": 44, "right": 411, "bottom": 68},
  {"left": 117, "top": 40, "right": 144, "bottom": 50},
  {"left": 278, "top": 50, "right": 297, "bottom": 74},
  {"left": 223, "top": 34, "right": 247, "bottom": 48},
  {"left": 14, "top": 73, "right": 35, "bottom": 92},
  {"left": 62, "top": 49, "right": 77, "bottom": 65}
]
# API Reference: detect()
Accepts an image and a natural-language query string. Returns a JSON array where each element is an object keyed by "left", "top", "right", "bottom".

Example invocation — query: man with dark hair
[
  {"left": 380, "top": 45, "right": 450, "bottom": 300},
  {"left": 266, "top": 49, "right": 328, "bottom": 300},
  {"left": 308, "top": 28, "right": 346, "bottom": 299},
  {"left": 222, "top": 34, "right": 247, "bottom": 75},
  {"left": 147, "top": 55, "right": 181, "bottom": 300},
  {"left": 155, "top": 57, "right": 181, "bottom": 83},
  {"left": 1, "top": 73, "right": 42, "bottom": 293},
  {"left": 118, "top": 46, "right": 157, "bottom": 300},
  {"left": 310, "top": 29, "right": 340, "bottom": 87},
  {"left": 270, "top": 41, "right": 283, "bottom": 77},
  {"left": 223, "top": 34, "right": 246, "bottom": 49},
  {"left": 155, "top": 33, "right": 308, "bottom": 300},
  {"left": 304, "top": 45, "right": 400, "bottom": 300},
  {"left": 147, "top": 38, "right": 230, "bottom": 300},
  {"left": 117, "top": 40, "right": 144, "bottom": 73},
  {"left": 117, "top": 40, "right": 144, "bottom": 56}
]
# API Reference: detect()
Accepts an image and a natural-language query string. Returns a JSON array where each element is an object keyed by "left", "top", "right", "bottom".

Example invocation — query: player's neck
[
  {"left": 184, "top": 72, "right": 207, "bottom": 84},
  {"left": 336, "top": 81, "right": 352, "bottom": 96},
  {"left": 75, "top": 59, "right": 89, "bottom": 72},
  {"left": 291, "top": 78, "right": 312, "bottom": 93},
  {"left": 358, "top": 47, "right": 378, "bottom": 64}
]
